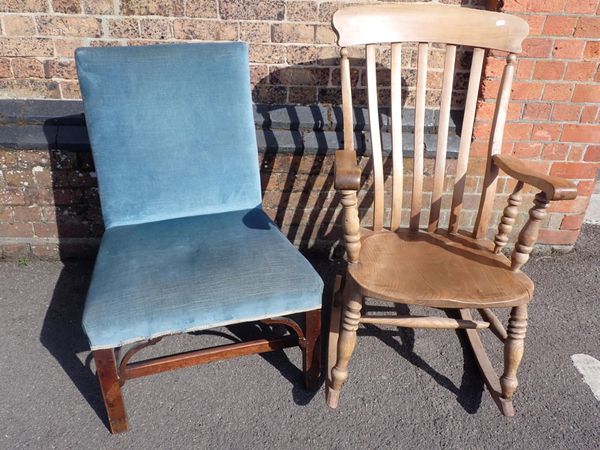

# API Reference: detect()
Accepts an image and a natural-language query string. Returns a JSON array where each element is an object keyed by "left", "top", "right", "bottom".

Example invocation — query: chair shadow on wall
[{"left": 258, "top": 57, "right": 483, "bottom": 413}]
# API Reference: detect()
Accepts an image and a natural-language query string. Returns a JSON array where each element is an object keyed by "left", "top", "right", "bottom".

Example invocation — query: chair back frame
[{"left": 333, "top": 3, "right": 529, "bottom": 237}]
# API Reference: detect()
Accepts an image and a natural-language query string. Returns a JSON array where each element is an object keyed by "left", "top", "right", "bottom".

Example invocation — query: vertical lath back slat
[
  {"left": 366, "top": 44, "right": 384, "bottom": 231},
  {"left": 390, "top": 43, "right": 403, "bottom": 231},
  {"left": 340, "top": 48, "right": 355, "bottom": 154},
  {"left": 410, "top": 42, "right": 428, "bottom": 232},
  {"left": 428, "top": 44, "right": 457, "bottom": 232},
  {"left": 473, "top": 54, "right": 518, "bottom": 239},
  {"left": 448, "top": 47, "right": 485, "bottom": 234}
]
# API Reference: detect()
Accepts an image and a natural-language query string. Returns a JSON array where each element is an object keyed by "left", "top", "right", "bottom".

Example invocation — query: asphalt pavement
[{"left": 1, "top": 225, "right": 599, "bottom": 449}]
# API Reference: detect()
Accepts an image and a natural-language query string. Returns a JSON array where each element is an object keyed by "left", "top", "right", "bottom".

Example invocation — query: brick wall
[
  {"left": 0, "top": 0, "right": 598, "bottom": 259},
  {"left": 476, "top": 0, "right": 600, "bottom": 245},
  {"left": 0, "top": 0, "right": 481, "bottom": 105}
]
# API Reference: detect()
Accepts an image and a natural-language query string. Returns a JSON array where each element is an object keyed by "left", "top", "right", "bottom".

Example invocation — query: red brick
[
  {"left": 543, "top": 16, "right": 577, "bottom": 35},
  {"left": 574, "top": 86, "right": 600, "bottom": 105},
  {"left": 504, "top": 0, "right": 530, "bottom": 12},
  {"left": 516, "top": 59, "right": 534, "bottom": 79},
  {"left": 484, "top": 57, "right": 506, "bottom": 78},
  {"left": 510, "top": 81, "right": 544, "bottom": 100},
  {"left": 584, "top": 145, "right": 600, "bottom": 161},
  {"left": 523, "top": 14, "right": 546, "bottom": 35},
  {"left": 0, "top": 190, "right": 25, "bottom": 205},
  {"left": 533, "top": 61, "right": 565, "bottom": 80},
  {"left": 532, "top": 123, "right": 562, "bottom": 141},
  {"left": 12, "top": 206, "right": 42, "bottom": 222},
  {"left": 538, "top": 229, "right": 580, "bottom": 245},
  {"left": 480, "top": 78, "right": 500, "bottom": 99},
  {"left": 561, "top": 214, "right": 586, "bottom": 230},
  {"left": 513, "top": 142, "right": 543, "bottom": 158},
  {"left": 542, "top": 143, "right": 569, "bottom": 160},
  {"left": 0, "top": 223, "right": 33, "bottom": 237},
  {"left": 0, "top": 243, "right": 31, "bottom": 258},
  {"left": 33, "top": 222, "right": 58, "bottom": 237},
  {"left": 475, "top": 101, "right": 496, "bottom": 121},
  {"left": 552, "top": 40, "right": 585, "bottom": 59},
  {"left": 0, "top": 58, "right": 11, "bottom": 78},
  {"left": 30, "top": 243, "right": 59, "bottom": 260},
  {"left": 577, "top": 180, "right": 596, "bottom": 195},
  {"left": 527, "top": 0, "right": 565, "bottom": 12},
  {"left": 564, "top": 62, "right": 597, "bottom": 81},
  {"left": 548, "top": 197, "right": 590, "bottom": 214},
  {"left": 473, "top": 121, "right": 492, "bottom": 139},
  {"left": 469, "top": 139, "right": 489, "bottom": 158},
  {"left": 581, "top": 106, "right": 599, "bottom": 123},
  {"left": 522, "top": 38, "right": 553, "bottom": 57},
  {"left": 1, "top": 0, "right": 47, "bottom": 12},
  {"left": 568, "top": 145, "right": 586, "bottom": 161},
  {"left": 575, "top": 17, "right": 600, "bottom": 38},
  {"left": 52, "top": 0, "right": 81, "bottom": 13},
  {"left": 551, "top": 104, "right": 581, "bottom": 121},
  {"left": 584, "top": 41, "right": 600, "bottom": 60},
  {"left": 0, "top": 207, "right": 12, "bottom": 222},
  {"left": 4, "top": 170, "right": 34, "bottom": 187},
  {"left": 11, "top": 58, "right": 44, "bottom": 78},
  {"left": 565, "top": 0, "right": 598, "bottom": 14},
  {"left": 523, "top": 102, "right": 551, "bottom": 120},
  {"left": 542, "top": 82, "right": 573, "bottom": 100},
  {"left": 551, "top": 161, "right": 599, "bottom": 178},
  {"left": 561, "top": 124, "right": 600, "bottom": 144}
]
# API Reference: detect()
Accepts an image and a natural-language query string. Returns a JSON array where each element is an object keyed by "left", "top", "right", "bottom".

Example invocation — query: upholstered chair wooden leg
[
  {"left": 326, "top": 279, "right": 363, "bottom": 408},
  {"left": 93, "top": 349, "right": 129, "bottom": 434},
  {"left": 500, "top": 305, "right": 528, "bottom": 401},
  {"left": 303, "top": 309, "right": 322, "bottom": 390}
]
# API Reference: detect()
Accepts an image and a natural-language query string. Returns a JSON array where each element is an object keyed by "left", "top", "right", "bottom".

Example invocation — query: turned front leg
[
  {"left": 341, "top": 190, "right": 361, "bottom": 263},
  {"left": 500, "top": 305, "right": 528, "bottom": 401},
  {"left": 511, "top": 192, "right": 549, "bottom": 271},
  {"left": 494, "top": 181, "right": 523, "bottom": 254},
  {"left": 327, "top": 279, "right": 363, "bottom": 408}
]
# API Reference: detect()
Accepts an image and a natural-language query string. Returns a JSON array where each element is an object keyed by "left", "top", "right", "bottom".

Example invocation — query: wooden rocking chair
[{"left": 326, "top": 3, "right": 578, "bottom": 416}]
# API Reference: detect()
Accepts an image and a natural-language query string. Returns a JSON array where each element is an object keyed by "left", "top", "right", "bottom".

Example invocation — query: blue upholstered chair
[{"left": 75, "top": 42, "right": 323, "bottom": 434}]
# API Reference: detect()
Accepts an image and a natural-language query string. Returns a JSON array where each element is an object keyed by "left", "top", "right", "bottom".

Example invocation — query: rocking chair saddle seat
[
  {"left": 83, "top": 207, "right": 323, "bottom": 350},
  {"left": 348, "top": 229, "right": 534, "bottom": 309}
]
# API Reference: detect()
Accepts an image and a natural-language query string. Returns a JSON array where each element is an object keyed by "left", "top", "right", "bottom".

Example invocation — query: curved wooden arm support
[
  {"left": 511, "top": 192, "right": 549, "bottom": 271},
  {"left": 493, "top": 154, "right": 577, "bottom": 201},
  {"left": 335, "top": 150, "right": 361, "bottom": 191}
]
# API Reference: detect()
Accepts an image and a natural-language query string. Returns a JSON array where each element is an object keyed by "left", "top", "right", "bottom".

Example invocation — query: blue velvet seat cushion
[{"left": 82, "top": 208, "right": 324, "bottom": 350}]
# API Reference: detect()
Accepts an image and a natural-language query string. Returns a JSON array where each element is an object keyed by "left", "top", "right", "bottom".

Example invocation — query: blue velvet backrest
[{"left": 75, "top": 42, "right": 261, "bottom": 229}]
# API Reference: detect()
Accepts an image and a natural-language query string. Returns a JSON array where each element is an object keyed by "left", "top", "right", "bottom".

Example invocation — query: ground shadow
[{"left": 358, "top": 303, "right": 484, "bottom": 413}]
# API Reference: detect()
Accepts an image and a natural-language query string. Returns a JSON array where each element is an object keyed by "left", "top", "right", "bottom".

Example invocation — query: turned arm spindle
[
  {"left": 341, "top": 190, "right": 361, "bottom": 263},
  {"left": 494, "top": 181, "right": 524, "bottom": 254},
  {"left": 510, "top": 192, "right": 549, "bottom": 271}
]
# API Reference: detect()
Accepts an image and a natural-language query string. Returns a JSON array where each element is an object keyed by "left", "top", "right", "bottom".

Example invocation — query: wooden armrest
[
  {"left": 493, "top": 154, "right": 577, "bottom": 201},
  {"left": 335, "top": 150, "right": 361, "bottom": 190}
]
